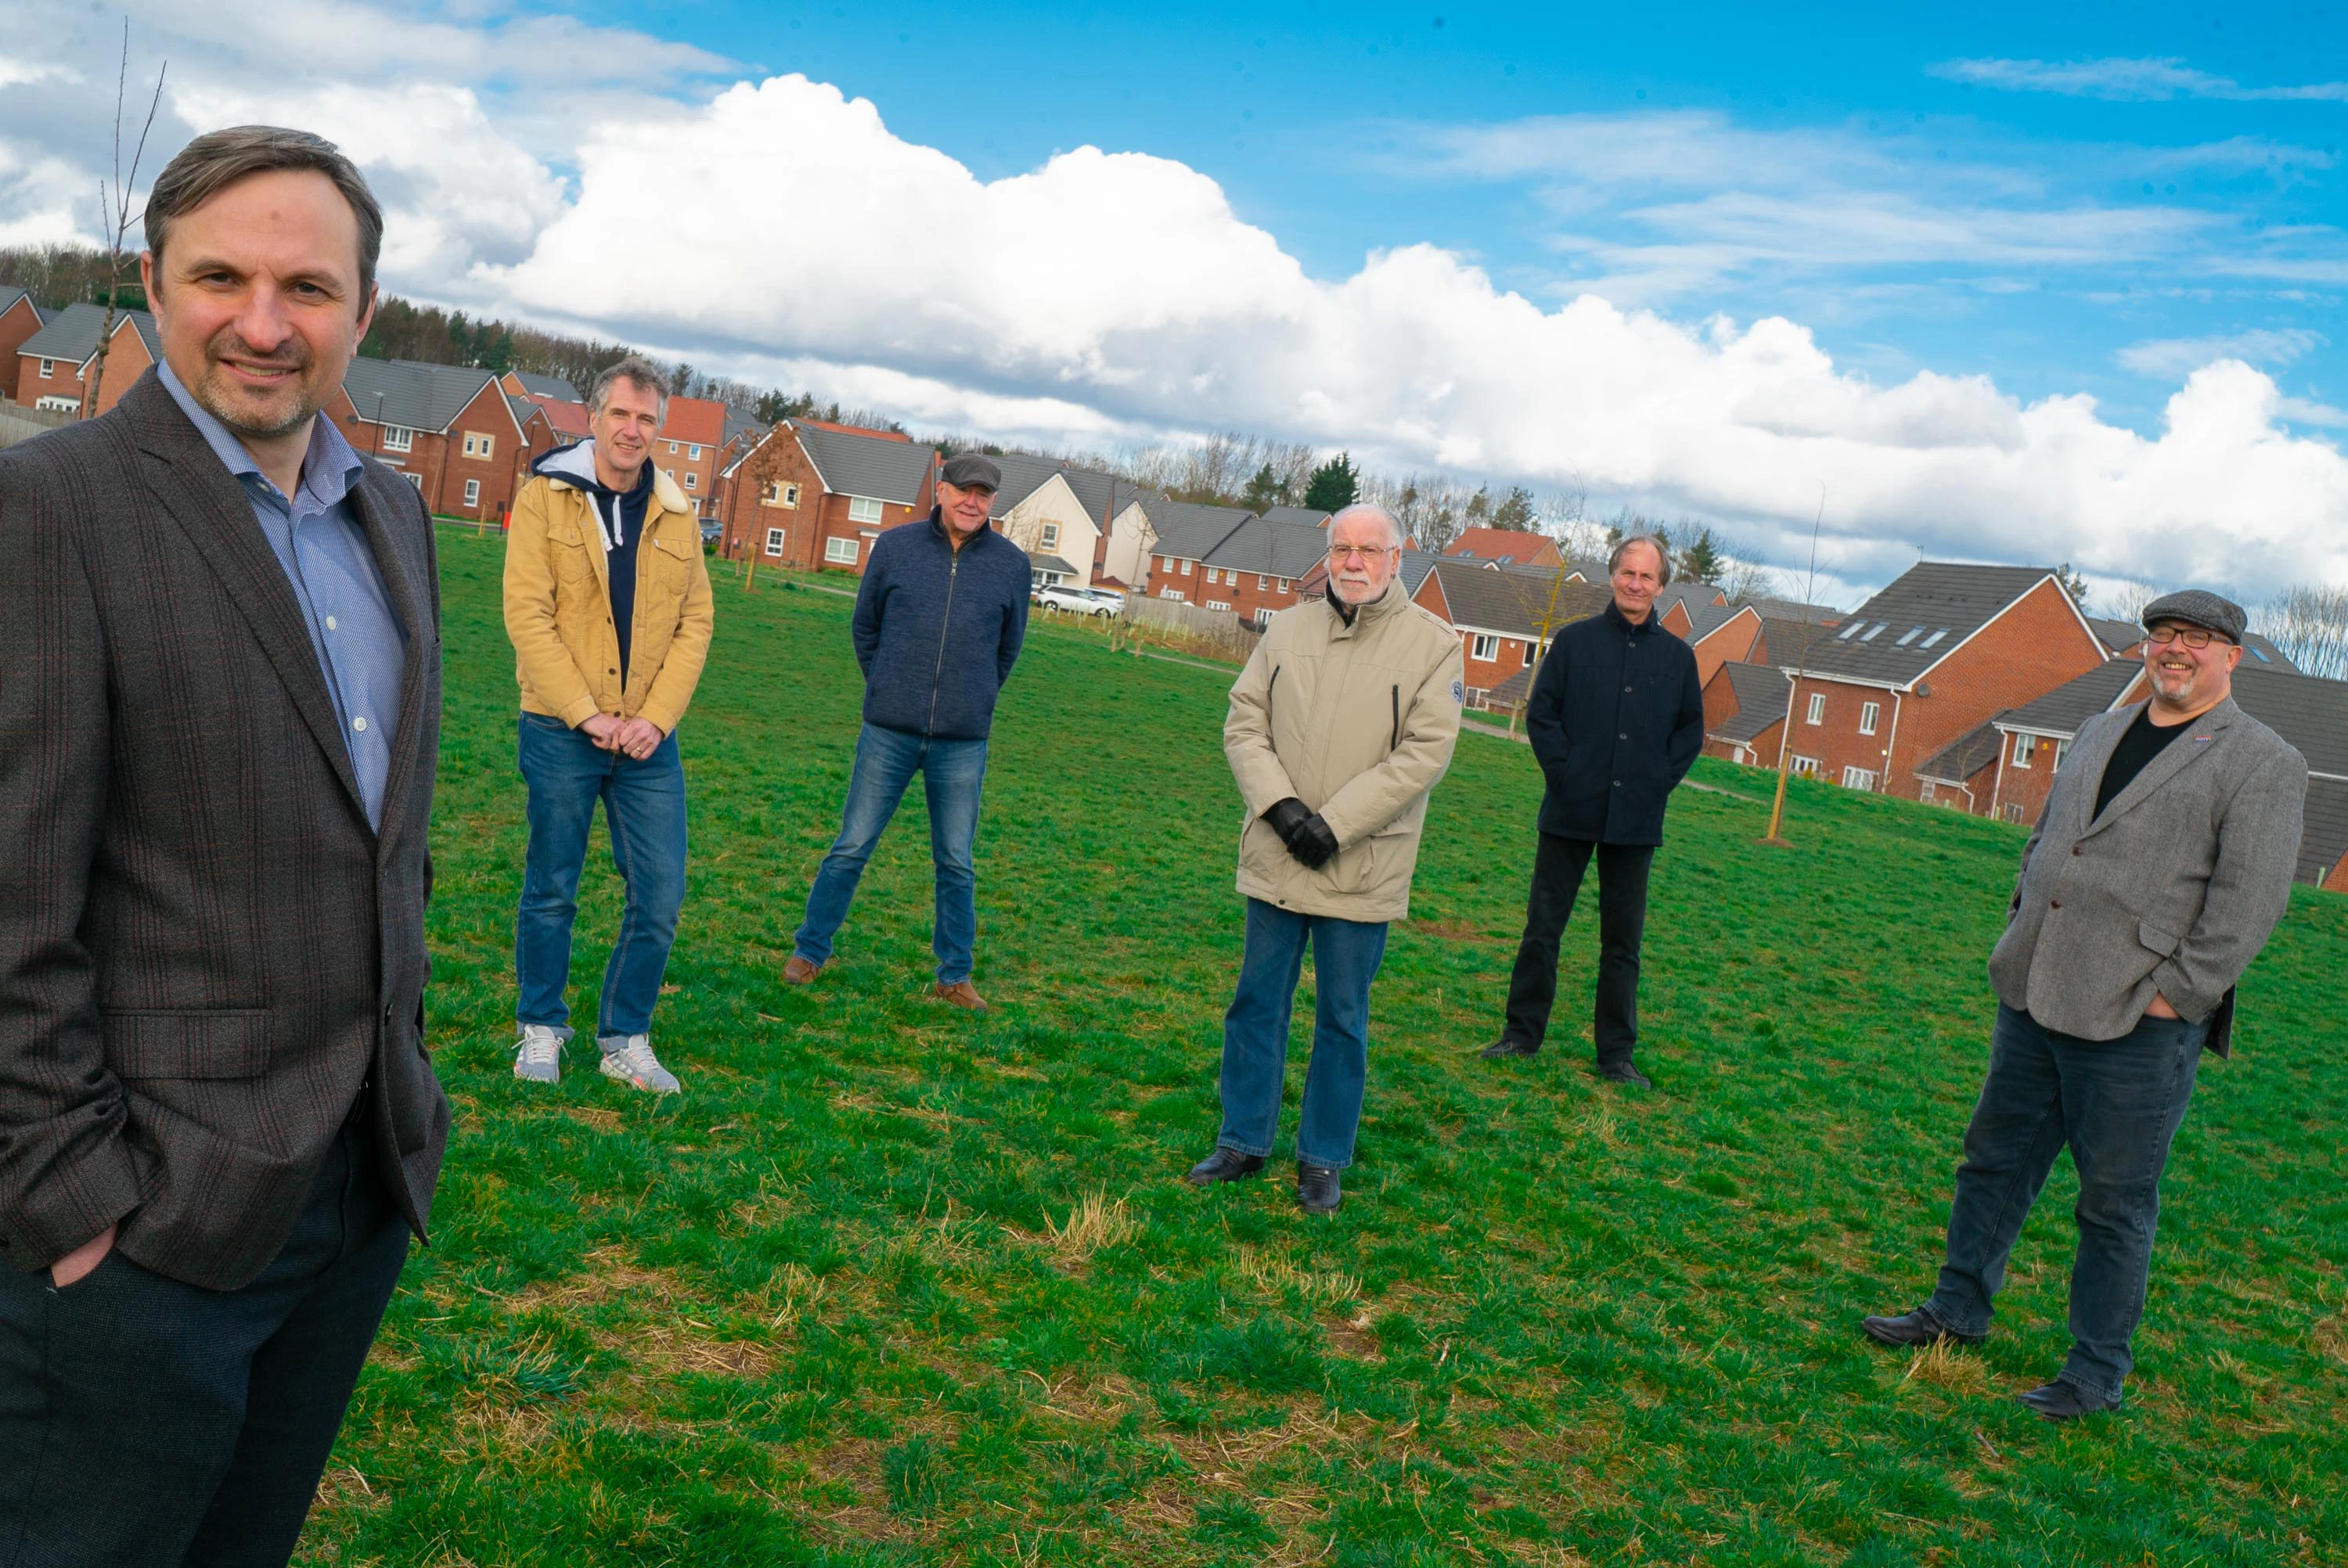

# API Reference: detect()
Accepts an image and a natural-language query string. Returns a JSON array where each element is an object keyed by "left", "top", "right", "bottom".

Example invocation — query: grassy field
[{"left": 301, "top": 527, "right": 2348, "bottom": 1566}]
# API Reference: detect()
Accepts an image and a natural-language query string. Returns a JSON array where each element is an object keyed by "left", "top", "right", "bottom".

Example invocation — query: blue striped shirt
[{"left": 157, "top": 361, "right": 408, "bottom": 828}]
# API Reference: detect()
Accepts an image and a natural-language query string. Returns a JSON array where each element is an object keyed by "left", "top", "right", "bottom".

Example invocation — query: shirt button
[
  {"left": 1619, "top": 732, "right": 1628, "bottom": 740},
  {"left": 1622, "top": 685, "right": 1633, "bottom": 693},
  {"left": 2050, "top": 898, "right": 2060, "bottom": 908},
  {"left": 352, "top": 716, "right": 369, "bottom": 733},
  {"left": 324, "top": 615, "right": 337, "bottom": 631},
  {"left": 1613, "top": 779, "right": 1622, "bottom": 787}
]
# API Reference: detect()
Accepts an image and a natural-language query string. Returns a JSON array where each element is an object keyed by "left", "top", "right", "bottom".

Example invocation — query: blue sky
[{"left": 582, "top": 0, "right": 2346, "bottom": 437}]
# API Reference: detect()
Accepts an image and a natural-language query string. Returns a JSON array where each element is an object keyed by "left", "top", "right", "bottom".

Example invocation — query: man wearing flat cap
[
  {"left": 1864, "top": 588, "right": 2306, "bottom": 1422},
  {"left": 784, "top": 453, "right": 1028, "bottom": 1008}
]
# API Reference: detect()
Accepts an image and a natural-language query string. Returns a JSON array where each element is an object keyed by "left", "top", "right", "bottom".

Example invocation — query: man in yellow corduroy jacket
[{"left": 502, "top": 355, "right": 713, "bottom": 1094}]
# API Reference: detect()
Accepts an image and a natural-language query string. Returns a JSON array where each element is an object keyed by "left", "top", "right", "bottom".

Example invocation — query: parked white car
[{"left": 1038, "top": 584, "right": 1125, "bottom": 617}]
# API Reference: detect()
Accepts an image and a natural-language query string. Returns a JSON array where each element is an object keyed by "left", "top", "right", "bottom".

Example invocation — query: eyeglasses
[
  {"left": 1327, "top": 545, "right": 1396, "bottom": 563},
  {"left": 2147, "top": 624, "right": 2222, "bottom": 649}
]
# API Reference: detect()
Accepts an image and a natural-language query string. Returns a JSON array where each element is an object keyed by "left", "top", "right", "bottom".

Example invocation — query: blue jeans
[
  {"left": 794, "top": 723, "right": 989, "bottom": 984},
  {"left": 1928, "top": 1003, "right": 2206, "bottom": 1403},
  {"left": 515, "top": 714, "right": 689, "bottom": 1039},
  {"left": 1216, "top": 898, "right": 1390, "bottom": 1170}
]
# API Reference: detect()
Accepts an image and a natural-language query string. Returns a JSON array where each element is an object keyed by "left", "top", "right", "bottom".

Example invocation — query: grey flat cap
[
  {"left": 939, "top": 452, "right": 1001, "bottom": 492},
  {"left": 2141, "top": 588, "right": 2247, "bottom": 644}
]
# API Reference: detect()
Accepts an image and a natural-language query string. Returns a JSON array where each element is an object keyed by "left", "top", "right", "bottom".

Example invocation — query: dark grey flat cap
[
  {"left": 939, "top": 452, "right": 1001, "bottom": 492},
  {"left": 2141, "top": 588, "right": 2246, "bottom": 644}
]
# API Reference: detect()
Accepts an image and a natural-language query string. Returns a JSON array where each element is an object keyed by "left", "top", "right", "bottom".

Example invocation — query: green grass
[{"left": 302, "top": 527, "right": 2348, "bottom": 1566}]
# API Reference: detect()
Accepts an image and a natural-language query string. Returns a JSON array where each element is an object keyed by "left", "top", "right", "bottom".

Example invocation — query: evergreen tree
[
  {"left": 1302, "top": 451, "right": 1359, "bottom": 512},
  {"left": 1680, "top": 527, "right": 1724, "bottom": 584},
  {"left": 2054, "top": 562, "right": 2091, "bottom": 602},
  {"left": 1491, "top": 485, "right": 1536, "bottom": 530},
  {"left": 1242, "top": 462, "right": 1287, "bottom": 512}
]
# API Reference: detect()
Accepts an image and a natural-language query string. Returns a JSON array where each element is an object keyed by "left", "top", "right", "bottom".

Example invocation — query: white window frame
[
  {"left": 1789, "top": 754, "right": 1820, "bottom": 778},
  {"left": 666, "top": 441, "right": 679, "bottom": 454},
  {"left": 2053, "top": 738, "right": 2069, "bottom": 771},
  {"left": 783, "top": 483, "right": 800, "bottom": 508},
  {"left": 34, "top": 395, "right": 78, "bottom": 412},
  {"left": 764, "top": 527, "right": 786, "bottom": 556},
  {"left": 380, "top": 426, "right": 414, "bottom": 454},
  {"left": 824, "top": 536, "right": 859, "bottom": 565},
  {"left": 1858, "top": 701, "right": 1879, "bottom": 736},
  {"left": 1257, "top": 574, "right": 1269, "bottom": 590},
  {"left": 463, "top": 478, "right": 481, "bottom": 507},
  {"left": 462, "top": 431, "right": 494, "bottom": 460},
  {"left": 1254, "top": 607, "right": 1275, "bottom": 628},
  {"left": 1805, "top": 692, "right": 1826, "bottom": 726},
  {"left": 1842, "top": 766, "right": 1878, "bottom": 791},
  {"left": 1470, "top": 633, "right": 1500, "bottom": 661},
  {"left": 1276, "top": 577, "right": 1290, "bottom": 593},
  {"left": 1159, "top": 588, "right": 1182, "bottom": 599},
  {"left": 403, "top": 471, "right": 423, "bottom": 492},
  {"left": 1206, "top": 599, "right": 1232, "bottom": 612},
  {"left": 847, "top": 495, "right": 884, "bottom": 524},
  {"left": 683, "top": 470, "right": 697, "bottom": 490},
  {"left": 2011, "top": 732, "right": 2035, "bottom": 768},
  {"left": 688, "top": 444, "right": 703, "bottom": 460},
  {"left": 37, "top": 358, "right": 54, "bottom": 379},
  {"left": 1179, "top": 559, "right": 1193, "bottom": 576},
  {"left": 1039, "top": 522, "right": 1061, "bottom": 551}
]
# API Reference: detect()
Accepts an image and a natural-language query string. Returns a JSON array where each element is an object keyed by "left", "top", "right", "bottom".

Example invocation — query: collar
[
  {"left": 1325, "top": 577, "right": 1403, "bottom": 628},
  {"left": 157, "top": 357, "right": 362, "bottom": 508},
  {"left": 928, "top": 506, "right": 992, "bottom": 548},
  {"left": 1605, "top": 599, "right": 1657, "bottom": 634}
]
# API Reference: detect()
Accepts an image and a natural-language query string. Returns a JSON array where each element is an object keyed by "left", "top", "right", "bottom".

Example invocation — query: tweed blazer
[
  {"left": 0, "top": 370, "right": 448, "bottom": 1290},
  {"left": 1987, "top": 696, "right": 2305, "bottom": 1058}
]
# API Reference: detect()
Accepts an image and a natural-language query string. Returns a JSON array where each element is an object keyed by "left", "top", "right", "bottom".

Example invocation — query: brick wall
[
  {"left": 16, "top": 323, "right": 153, "bottom": 416},
  {"left": 1692, "top": 613, "right": 1763, "bottom": 685},
  {"left": 0, "top": 297, "right": 43, "bottom": 401}
]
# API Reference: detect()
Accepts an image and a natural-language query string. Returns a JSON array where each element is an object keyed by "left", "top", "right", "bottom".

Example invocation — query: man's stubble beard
[{"left": 189, "top": 334, "right": 322, "bottom": 443}]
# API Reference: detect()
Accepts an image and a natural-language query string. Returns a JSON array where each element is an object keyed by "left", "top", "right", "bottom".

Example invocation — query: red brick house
[
  {"left": 0, "top": 289, "right": 46, "bottom": 401},
  {"left": 1414, "top": 559, "right": 1615, "bottom": 702},
  {"left": 1198, "top": 516, "right": 1338, "bottom": 628},
  {"left": 718, "top": 419, "right": 938, "bottom": 575},
  {"left": 1702, "top": 661, "right": 1793, "bottom": 767},
  {"left": 649, "top": 394, "right": 729, "bottom": 518},
  {"left": 330, "top": 357, "right": 538, "bottom": 520},
  {"left": 1779, "top": 563, "right": 2108, "bottom": 804},
  {"left": 15, "top": 303, "right": 159, "bottom": 415},
  {"left": 1682, "top": 603, "right": 1766, "bottom": 684},
  {"left": 1141, "top": 500, "right": 1255, "bottom": 604}
]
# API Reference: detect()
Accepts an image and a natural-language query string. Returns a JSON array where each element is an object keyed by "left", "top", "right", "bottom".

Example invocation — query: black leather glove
[
  {"left": 1263, "top": 797, "right": 1313, "bottom": 848},
  {"left": 1290, "top": 813, "right": 1339, "bottom": 870}
]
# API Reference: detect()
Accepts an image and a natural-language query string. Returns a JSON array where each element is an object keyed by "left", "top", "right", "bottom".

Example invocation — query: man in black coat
[
  {"left": 0, "top": 128, "right": 445, "bottom": 1565},
  {"left": 1478, "top": 536, "right": 1703, "bottom": 1086}
]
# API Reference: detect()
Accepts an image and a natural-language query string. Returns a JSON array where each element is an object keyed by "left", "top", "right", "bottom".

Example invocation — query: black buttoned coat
[{"left": 1524, "top": 601, "right": 1705, "bottom": 845}]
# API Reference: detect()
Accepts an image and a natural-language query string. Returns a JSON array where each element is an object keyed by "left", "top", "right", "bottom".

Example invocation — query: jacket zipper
[
  {"left": 926, "top": 541, "right": 962, "bottom": 736},
  {"left": 1391, "top": 685, "right": 1400, "bottom": 751}
]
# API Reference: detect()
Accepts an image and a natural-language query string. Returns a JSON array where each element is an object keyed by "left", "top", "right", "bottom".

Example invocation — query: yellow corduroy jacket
[{"left": 502, "top": 443, "right": 715, "bottom": 734}]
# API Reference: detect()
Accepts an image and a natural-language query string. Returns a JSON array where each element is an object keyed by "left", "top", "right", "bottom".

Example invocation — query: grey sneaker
[
  {"left": 598, "top": 1034, "right": 679, "bottom": 1095},
  {"left": 514, "top": 1023, "right": 565, "bottom": 1084}
]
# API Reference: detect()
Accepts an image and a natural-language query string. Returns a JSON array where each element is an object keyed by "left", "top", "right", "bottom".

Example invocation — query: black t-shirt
[{"left": 2094, "top": 706, "right": 2191, "bottom": 818}]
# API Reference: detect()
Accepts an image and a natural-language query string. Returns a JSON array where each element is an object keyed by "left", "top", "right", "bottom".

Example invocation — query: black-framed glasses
[{"left": 2147, "top": 624, "right": 2219, "bottom": 649}]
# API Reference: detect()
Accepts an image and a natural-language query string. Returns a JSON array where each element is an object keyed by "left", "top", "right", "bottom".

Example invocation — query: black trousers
[
  {"left": 1500, "top": 833, "right": 1656, "bottom": 1066},
  {"left": 0, "top": 1111, "right": 411, "bottom": 1568}
]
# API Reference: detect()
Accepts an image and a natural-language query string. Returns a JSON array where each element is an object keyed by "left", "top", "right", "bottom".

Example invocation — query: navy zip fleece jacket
[
  {"left": 852, "top": 511, "right": 1030, "bottom": 740},
  {"left": 1525, "top": 601, "right": 1705, "bottom": 845}
]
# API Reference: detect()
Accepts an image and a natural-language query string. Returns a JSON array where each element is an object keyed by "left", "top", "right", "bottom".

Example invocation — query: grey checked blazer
[
  {"left": 1988, "top": 696, "right": 2306, "bottom": 1057},
  {"left": 0, "top": 371, "right": 447, "bottom": 1290}
]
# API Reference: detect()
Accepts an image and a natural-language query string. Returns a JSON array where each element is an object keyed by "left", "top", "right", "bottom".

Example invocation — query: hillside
[{"left": 304, "top": 529, "right": 2348, "bottom": 1566}]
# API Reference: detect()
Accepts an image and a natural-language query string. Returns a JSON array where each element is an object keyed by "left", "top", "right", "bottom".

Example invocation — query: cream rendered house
[{"left": 989, "top": 452, "right": 1160, "bottom": 590}]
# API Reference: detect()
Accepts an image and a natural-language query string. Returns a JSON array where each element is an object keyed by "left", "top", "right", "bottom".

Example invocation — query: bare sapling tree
[
  {"left": 81, "top": 24, "right": 167, "bottom": 420},
  {"left": 2256, "top": 583, "right": 2348, "bottom": 680}
]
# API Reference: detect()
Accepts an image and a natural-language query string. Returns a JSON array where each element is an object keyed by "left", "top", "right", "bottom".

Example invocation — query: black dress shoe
[
  {"left": 1860, "top": 1306, "right": 1986, "bottom": 1349},
  {"left": 1596, "top": 1060, "right": 1652, "bottom": 1088},
  {"left": 1187, "top": 1148, "right": 1266, "bottom": 1186},
  {"left": 2017, "top": 1380, "right": 2120, "bottom": 1421},
  {"left": 1296, "top": 1163, "right": 1341, "bottom": 1215},
  {"left": 1478, "top": 1037, "right": 1540, "bottom": 1060}
]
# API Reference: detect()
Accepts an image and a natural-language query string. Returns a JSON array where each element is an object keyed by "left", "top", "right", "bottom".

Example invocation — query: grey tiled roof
[
  {"left": 19, "top": 301, "right": 160, "bottom": 364},
  {"left": 986, "top": 451, "right": 1154, "bottom": 524},
  {"left": 2089, "top": 617, "right": 2141, "bottom": 652},
  {"left": 1995, "top": 660, "right": 2141, "bottom": 737},
  {"left": 1711, "top": 661, "right": 1792, "bottom": 743},
  {"left": 1685, "top": 603, "right": 1761, "bottom": 642},
  {"left": 1027, "top": 552, "right": 1080, "bottom": 577},
  {"left": 1758, "top": 615, "right": 1830, "bottom": 670},
  {"left": 1736, "top": 593, "right": 1840, "bottom": 625},
  {"left": 1653, "top": 582, "right": 1725, "bottom": 616},
  {"left": 2224, "top": 664, "right": 2348, "bottom": 779},
  {"left": 1425, "top": 558, "right": 1612, "bottom": 639},
  {"left": 2299, "top": 776, "right": 2348, "bottom": 885},
  {"left": 1204, "top": 517, "right": 1330, "bottom": 581},
  {"left": 1148, "top": 498, "right": 1252, "bottom": 563},
  {"left": 1916, "top": 721, "right": 2004, "bottom": 786},
  {"left": 506, "top": 394, "right": 540, "bottom": 426},
  {"left": 794, "top": 420, "right": 936, "bottom": 505},
  {"left": 342, "top": 356, "right": 506, "bottom": 434},
  {"left": 2240, "top": 633, "right": 2297, "bottom": 671},
  {"left": 1797, "top": 563, "right": 2063, "bottom": 687},
  {"left": 0, "top": 288, "right": 39, "bottom": 322},
  {"left": 1261, "top": 505, "right": 1330, "bottom": 527},
  {"left": 508, "top": 370, "right": 581, "bottom": 401},
  {"left": 722, "top": 405, "right": 764, "bottom": 448}
]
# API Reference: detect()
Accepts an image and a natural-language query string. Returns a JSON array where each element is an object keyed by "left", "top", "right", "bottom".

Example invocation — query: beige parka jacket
[{"left": 1223, "top": 581, "right": 1466, "bottom": 922}]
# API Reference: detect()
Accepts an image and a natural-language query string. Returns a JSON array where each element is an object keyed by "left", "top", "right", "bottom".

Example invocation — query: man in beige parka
[{"left": 1186, "top": 504, "right": 1464, "bottom": 1214}]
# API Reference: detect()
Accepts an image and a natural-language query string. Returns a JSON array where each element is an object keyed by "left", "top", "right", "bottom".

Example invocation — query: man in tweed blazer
[
  {"left": 0, "top": 129, "right": 445, "bottom": 1563},
  {"left": 1864, "top": 589, "right": 2305, "bottom": 1421}
]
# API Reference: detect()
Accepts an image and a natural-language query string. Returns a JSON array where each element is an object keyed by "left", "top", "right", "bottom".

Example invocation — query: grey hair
[
  {"left": 589, "top": 355, "right": 670, "bottom": 423},
  {"left": 1608, "top": 534, "right": 1673, "bottom": 588},
  {"left": 146, "top": 125, "right": 384, "bottom": 315},
  {"left": 1327, "top": 502, "right": 1403, "bottom": 551}
]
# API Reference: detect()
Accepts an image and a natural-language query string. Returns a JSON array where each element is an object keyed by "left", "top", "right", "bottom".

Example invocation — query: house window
[
  {"left": 1859, "top": 701, "right": 1879, "bottom": 735},
  {"left": 1805, "top": 693, "right": 1825, "bottom": 725},
  {"left": 1920, "top": 782, "right": 1938, "bottom": 803},
  {"left": 34, "top": 395, "right": 78, "bottom": 412},
  {"left": 765, "top": 527, "right": 786, "bottom": 556},
  {"left": 380, "top": 426, "right": 414, "bottom": 453},
  {"left": 1258, "top": 574, "right": 1269, "bottom": 589},
  {"left": 403, "top": 472, "right": 423, "bottom": 491},
  {"left": 1790, "top": 754, "right": 1820, "bottom": 777},
  {"left": 683, "top": 471, "right": 697, "bottom": 490},
  {"left": 1179, "top": 559, "right": 1193, "bottom": 576},
  {"left": 825, "top": 536, "right": 859, "bottom": 565},
  {"left": 1255, "top": 608, "right": 1274, "bottom": 628},
  {"left": 2053, "top": 739, "right": 2069, "bottom": 771},
  {"left": 1842, "top": 766, "right": 1878, "bottom": 791},
  {"left": 2011, "top": 733, "right": 2033, "bottom": 768},
  {"left": 1040, "top": 523, "right": 1060, "bottom": 551},
  {"left": 1160, "top": 588, "right": 1182, "bottom": 599},
  {"left": 666, "top": 441, "right": 678, "bottom": 453},
  {"left": 1207, "top": 600, "right": 1232, "bottom": 611},
  {"left": 688, "top": 444, "right": 703, "bottom": 459},
  {"left": 2002, "top": 803, "right": 2026, "bottom": 824},
  {"left": 37, "top": 358, "right": 54, "bottom": 378},
  {"left": 462, "top": 432, "right": 494, "bottom": 460},
  {"left": 1470, "top": 634, "right": 1500, "bottom": 661},
  {"left": 463, "top": 478, "right": 481, "bottom": 506},
  {"left": 847, "top": 496, "right": 884, "bottom": 524},
  {"left": 1276, "top": 577, "right": 1290, "bottom": 592}
]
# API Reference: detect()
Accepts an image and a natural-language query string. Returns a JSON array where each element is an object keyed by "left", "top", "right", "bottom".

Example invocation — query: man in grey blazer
[
  {"left": 0, "top": 128, "right": 445, "bottom": 1563},
  {"left": 1864, "top": 590, "right": 2305, "bottom": 1420}
]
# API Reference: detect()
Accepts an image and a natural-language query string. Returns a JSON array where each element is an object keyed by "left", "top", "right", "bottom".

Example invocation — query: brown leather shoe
[
  {"left": 782, "top": 955, "right": 822, "bottom": 985},
  {"left": 932, "top": 979, "right": 988, "bottom": 1012}
]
